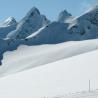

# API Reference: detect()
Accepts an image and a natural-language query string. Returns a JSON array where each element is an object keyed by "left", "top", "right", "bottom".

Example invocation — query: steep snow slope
[
  {"left": 7, "top": 7, "right": 50, "bottom": 39},
  {"left": 0, "top": 17, "right": 17, "bottom": 38},
  {"left": 0, "top": 39, "right": 98, "bottom": 77},
  {"left": 0, "top": 50, "right": 98, "bottom": 98}
]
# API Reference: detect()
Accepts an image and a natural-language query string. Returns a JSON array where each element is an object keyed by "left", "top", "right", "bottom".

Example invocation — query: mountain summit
[
  {"left": 0, "top": 17, "right": 17, "bottom": 27},
  {"left": 58, "top": 10, "right": 72, "bottom": 22},
  {"left": 0, "top": 17, "right": 17, "bottom": 38},
  {"left": 7, "top": 7, "right": 50, "bottom": 39}
]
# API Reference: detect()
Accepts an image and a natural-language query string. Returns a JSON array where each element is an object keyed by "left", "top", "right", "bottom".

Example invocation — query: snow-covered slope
[
  {"left": 7, "top": 7, "right": 50, "bottom": 39},
  {"left": 0, "top": 50, "right": 98, "bottom": 98},
  {"left": 0, "top": 39, "right": 98, "bottom": 77},
  {"left": 0, "top": 17, "right": 17, "bottom": 38}
]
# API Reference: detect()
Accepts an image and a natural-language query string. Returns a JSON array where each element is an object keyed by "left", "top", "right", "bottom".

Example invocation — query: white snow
[
  {"left": 0, "top": 39, "right": 98, "bottom": 77},
  {"left": 0, "top": 49, "right": 98, "bottom": 98}
]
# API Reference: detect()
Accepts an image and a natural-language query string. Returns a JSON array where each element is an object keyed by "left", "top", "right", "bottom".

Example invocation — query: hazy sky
[{"left": 0, "top": 0, "right": 98, "bottom": 22}]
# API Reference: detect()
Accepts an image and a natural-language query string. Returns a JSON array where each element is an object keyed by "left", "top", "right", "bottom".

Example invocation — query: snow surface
[
  {"left": 0, "top": 39, "right": 98, "bottom": 77},
  {"left": 0, "top": 50, "right": 98, "bottom": 98}
]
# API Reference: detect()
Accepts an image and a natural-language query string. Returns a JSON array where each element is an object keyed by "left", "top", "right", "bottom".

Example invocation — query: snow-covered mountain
[
  {"left": 0, "top": 17, "right": 17, "bottom": 38},
  {"left": 0, "top": 5, "right": 98, "bottom": 74},
  {"left": 5, "top": 5, "right": 98, "bottom": 42},
  {"left": 19, "top": 5, "right": 98, "bottom": 45},
  {"left": 58, "top": 10, "right": 73, "bottom": 23},
  {"left": 0, "top": 4, "right": 98, "bottom": 98},
  {"left": 7, "top": 7, "right": 50, "bottom": 39}
]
